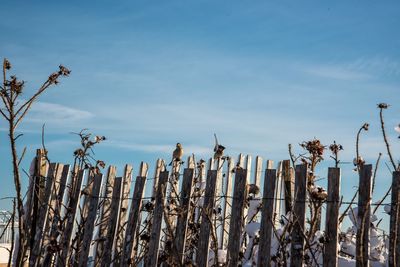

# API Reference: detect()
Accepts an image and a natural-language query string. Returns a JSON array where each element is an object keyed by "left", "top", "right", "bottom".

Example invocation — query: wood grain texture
[
  {"left": 290, "top": 164, "right": 307, "bottom": 267},
  {"left": 323, "top": 168, "right": 341, "bottom": 267},
  {"left": 258, "top": 169, "right": 277, "bottom": 267}
]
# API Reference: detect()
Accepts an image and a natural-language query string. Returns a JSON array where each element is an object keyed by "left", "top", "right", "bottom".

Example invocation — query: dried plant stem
[
  {"left": 379, "top": 108, "right": 397, "bottom": 170},
  {"left": 372, "top": 153, "right": 382, "bottom": 195},
  {"left": 339, "top": 189, "right": 359, "bottom": 224}
]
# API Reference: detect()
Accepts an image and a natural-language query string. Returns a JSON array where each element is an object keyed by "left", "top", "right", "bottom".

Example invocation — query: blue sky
[{"left": 0, "top": 1, "right": 399, "bottom": 229}]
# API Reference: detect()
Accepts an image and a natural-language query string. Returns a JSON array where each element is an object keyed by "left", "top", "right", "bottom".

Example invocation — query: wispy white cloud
[
  {"left": 106, "top": 140, "right": 210, "bottom": 156},
  {"left": 303, "top": 65, "right": 371, "bottom": 81},
  {"left": 26, "top": 101, "right": 94, "bottom": 124},
  {"left": 348, "top": 56, "right": 400, "bottom": 77}
]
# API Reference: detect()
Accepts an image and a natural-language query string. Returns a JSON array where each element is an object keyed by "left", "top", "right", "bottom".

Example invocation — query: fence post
[
  {"left": 41, "top": 164, "right": 68, "bottom": 265},
  {"left": 28, "top": 149, "right": 49, "bottom": 251},
  {"left": 290, "top": 164, "right": 307, "bottom": 267},
  {"left": 77, "top": 173, "right": 103, "bottom": 266},
  {"left": 175, "top": 156, "right": 195, "bottom": 264},
  {"left": 57, "top": 169, "right": 85, "bottom": 266},
  {"left": 282, "top": 160, "right": 293, "bottom": 214},
  {"left": 122, "top": 163, "right": 148, "bottom": 265},
  {"left": 196, "top": 169, "right": 218, "bottom": 267},
  {"left": 95, "top": 166, "right": 117, "bottom": 264},
  {"left": 323, "top": 167, "right": 341, "bottom": 267},
  {"left": 101, "top": 177, "right": 123, "bottom": 266},
  {"left": 29, "top": 163, "right": 58, "bottom": 266},
  {"left": 145, "top": 169, "right": 169, "bottom": 267},
  {"left": 356, "top": 164, "right": 372, "bottom": 267},
  {"left": 221, "top": 157, "right": 234, "bottom": 249},
  {"left": 254, "top": 156, "right": 263, "bottom": 189},
  {"left": 258, "top": 169, "right": 277, "bottom": 267},
  {"left": 227, "top": 168, "right": 248, "bottom": 267},
  {"left": 113, "top": 164, "right": 133, "bottom": 265},
  {"left": 389, "top": 171, "right": 400, "bottom": 266}
]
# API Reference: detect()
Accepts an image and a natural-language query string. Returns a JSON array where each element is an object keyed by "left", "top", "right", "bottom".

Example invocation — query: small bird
[
  {"left": 213, "top": 133, "right": 226, "bottom": 159},
  {"left": 169, "top": 143, "right": 184, "bottom": 166}
]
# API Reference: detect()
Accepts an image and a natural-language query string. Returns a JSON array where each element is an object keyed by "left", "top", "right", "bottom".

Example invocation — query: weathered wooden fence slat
[
  {"left": 78, "top": 173, "right": 103, "bottom": 267},
  {"left": 27, "top": 149, "right": 49, "bottom": 252},
  {"left": 113, "top": 164, "right": 133, "bottom": 265},
  {"left": 101, "top": 177, "right": 123, "bottom": 267},
  {"left": 57, "top": 169, "right": 85, "bottom": 267},
  {"left": 41, "top": 163, "right": 68, "bottom": 266},
  {"left": 253, "top": 156, "right": 263, "bottom": 190},
  {"left": 282, "top": 159, "right": 293, "bottom": 214},
  {"left": 121, "top": 163, "right": 148, "bottom": 265},
  {"left": 175, "top": 156, "right": 195, "bottom": 264},
  {"left": 290, "top": 164, "right": 307, "bottom": 267},
  {"left": 323, "top": 167, "right": 341, "bottom": 267},
  {"left": 356, "top": 164, "right": 372, "bottom": 267},
  {"left": 227, "top": 168, "right": 248, "bottom": 267},
  {"left": 274, "top": 161, "right": 283, "bottom": 226},
  {"left": 30, "top": 162, "right": 58, "bottom": 267},
  {"left": 95, "top": 166, "right": 117, "bottom": 264},
  {"left": 258, "top": 168, "right": 277, "bottom": 267},
  {"left": 196, "top": 169, "right": 218, "bottom": 267},
  {"left": 221, "top": 157, "right": 234, "bottom": 249},
  {"left": 145, "top": 169, "right": 169, "bottom": 267}
]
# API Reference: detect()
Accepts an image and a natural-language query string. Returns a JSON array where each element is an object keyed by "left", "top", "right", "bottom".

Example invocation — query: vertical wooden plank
[
  {"left": 29, "top": 163, "right": 57, "bottom": 266},
  {"left": 101, "top": 177, "right": 123, "bottom": 266},
  {"left": 389, "top": 171, "right": 400, "bottom": 267},
  {"left": 254, "top": 156, "right": 263, "bottom": 190},
  {"left": 356, "top": 164, "right": 372, "bottom": 267},
  {"left": 221, "top": 158, "right": 234, "bottom": 249},
  {"left": 113, "top": 164, "right": 133, "bottom": 265},
  {"left": 29, "top": 149, "right": 49, "bottom": 250},
  {"left": 121, "top": 163, "right": 148, "bottom": 265},
  {"left": 152, "top": 159, "right": 163, "bottom": 198},
  {"left": 95, "top": 166, "right": 117, "bottom": 264},
  {"left": 273, "top": 161, "right": 283, "bottom": 227},
  {"left": 290, "top": 164, "right": 307, "bottom": 267},
  {"left": 196, "top": 170, "right": 218, "bottom": 267},
  {"left": 258, "top": 169, "right": 277, "bottom": 267},
  {"left": 237, "top": 153, "right": 244, "bottom": 168},
  {"left": 57, "top": 169, "right": 85, "bottom": 267},
  {"left": 145, "top": 169, "right": 169, "bottom": 267},
  {"left": 227, "top": 168, "right": 248, "bottom": 267},
  {"left": 78, "top": 173, "right": 103, "bottom": 267},
  {"left": 41, "top": 164, "right": 68, "bottom": 265},
  {"left": 175, "top": 156, "right": 195, "bottom": 264},
  {"left": 245, "top": 155, "right": 252, "bottom": 183},
  {"left": 323, "top": 168, "right": 341, "bottom": 267},
  {"left": 282, "top": 160, "right": 293, "bottom": 214}
]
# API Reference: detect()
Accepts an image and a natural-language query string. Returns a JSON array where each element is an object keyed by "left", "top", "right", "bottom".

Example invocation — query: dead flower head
[
  {"left": 58, "top": 65, "right": 71, "bottom": 76},
  {"left": 300, "top": 138, "right": 325, "bottom": 158},
  {"left": 329, "top": 141, "right": 343, "bottom": 155},
  {"left": 3, "top": 59, "right": 11, "bottom": 70},
  {"left": 362, "top": 123, "right": 369, "bottom": 131},
  {"left": 377, "top": 103, "right": 389, "bottom": 109}
]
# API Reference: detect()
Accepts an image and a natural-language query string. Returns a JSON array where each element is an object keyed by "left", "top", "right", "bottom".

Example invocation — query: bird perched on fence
[
  {"left": 213, "top": 133, "right": 226, "bottom": 159},
  {"left": 169, "top": 143, "right": 184, "bottom": 166}
]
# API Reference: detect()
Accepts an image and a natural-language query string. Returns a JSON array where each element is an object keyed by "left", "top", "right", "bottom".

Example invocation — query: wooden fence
[{"left": 20, "top": 149, "right": 399, "bottom": 266}]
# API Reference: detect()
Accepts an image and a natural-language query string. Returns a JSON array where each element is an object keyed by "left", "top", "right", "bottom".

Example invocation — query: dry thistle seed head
[
  {"left": 3, "top": 59, "right": 11, "bottom": 70},
  {"left": 300, "top": 138, "right": 325, "bottom": 157},
  {"left": 58, "top": 65, "right": 71, "bottom": 76},
  {"left": 329, "top": 141, "right": 343, "bottom": 154},
  {"left": 377, "top": 103, "right": 389, "bottom": 109}
]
